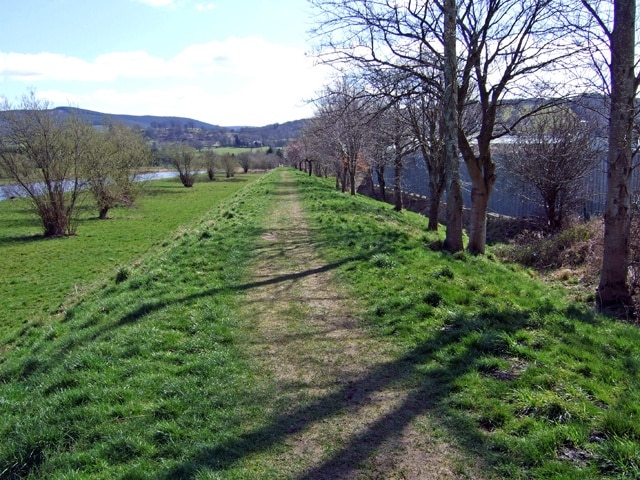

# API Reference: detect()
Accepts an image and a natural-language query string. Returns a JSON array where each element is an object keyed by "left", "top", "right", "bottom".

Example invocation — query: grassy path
[{"left": 237, "top": 170, "right": 479, "bottom": 479}]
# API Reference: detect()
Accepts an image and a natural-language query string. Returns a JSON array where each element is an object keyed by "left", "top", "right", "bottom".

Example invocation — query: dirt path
[{"left": 240, "top": 170, "right": 480, "bottom": 479}]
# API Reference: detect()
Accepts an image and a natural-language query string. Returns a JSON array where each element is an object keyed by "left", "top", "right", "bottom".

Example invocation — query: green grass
[
  {"left": 206, "top": 146, "right": 270, "bottom": 155},
  {"left": 0, "top": 173, "right": 276, "bottom": 478},
  {"left": 1, "top": 168, "right": 639, "bottom": 478},
  {"left": 0, "top": 175, "right": 262, "bottom": 343},
  {"left": 294, "top": 170, "right": 640, "bottom": 479}
]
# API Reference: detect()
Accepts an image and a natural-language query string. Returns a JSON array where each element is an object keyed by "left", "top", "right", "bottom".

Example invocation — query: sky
[{"left": 0, "top": 0, "right": 331, "bottom": 126}]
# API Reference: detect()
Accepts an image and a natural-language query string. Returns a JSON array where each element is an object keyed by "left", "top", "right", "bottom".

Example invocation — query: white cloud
[
  {"left": 196, "top": 3, "right": 216, "bottom": 11},
  {"left": 131, "top": 0, "right": 176, "bottom": 7},
  {"left": 12, "top": 37, "right": 330, "bottom": 125},
  {"left": 1, "top": 38, "right": 311, "bottom": 83}
]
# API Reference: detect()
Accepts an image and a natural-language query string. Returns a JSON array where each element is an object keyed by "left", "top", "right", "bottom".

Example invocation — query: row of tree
[
  {"left": 0, "top": 93, "right": 150, "bottom": 236},
  {"left": 158, "top": 144, "right": 280, "bottom": 187},
  {"left": 294, "top": 0, "right": 638, "bottom": 315}
]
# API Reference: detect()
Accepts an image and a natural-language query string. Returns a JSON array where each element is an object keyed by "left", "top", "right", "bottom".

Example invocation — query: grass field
[
  {"left": 206, "top": 146, "right": 270, "bottom": 155},
  {"left": 0, "top": 174, "right": 262, "bottom": 342},
  {"left": 1, "top": 168, "right": 639, "bottom": 478}
]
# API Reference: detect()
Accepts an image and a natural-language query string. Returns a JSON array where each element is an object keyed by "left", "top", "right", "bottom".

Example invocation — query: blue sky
[{"left": 0, "top": 0, "right": 329, "bottom": 126}]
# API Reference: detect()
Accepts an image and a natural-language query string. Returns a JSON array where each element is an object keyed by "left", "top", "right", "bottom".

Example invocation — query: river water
[{"left": 0, "top": 171, "right": 181, "bottom": 201}]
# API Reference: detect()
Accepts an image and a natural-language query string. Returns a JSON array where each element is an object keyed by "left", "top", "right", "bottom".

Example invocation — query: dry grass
[{"left": 492, "top": 214, "right": 640, "bottom": 320}]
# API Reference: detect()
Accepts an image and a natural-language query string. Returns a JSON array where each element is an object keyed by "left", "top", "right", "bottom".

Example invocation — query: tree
[
  {"left": 375, "top": 104, "right": 417, "bottom": 211},
  {"left": 454, "top": 0, "right": 579, "bottom": 253},
  {"left": 162, "top": 143, "right": 197, "bottom": 187},
  {"left": 314, "top": 77, "right": 373, "bottom": 195},
  {"left": 203, "top": 150, "right": 217, "bottom": 181},
  {"left": 580, "top": 0, "right": 638, "bottom": 312},
  {"left": 219, "top": 153, "right": 237, "bottom": 178},
  {"left": 0, "top": 92, "right": 87, "bottom": 237},
  {"left": 237, "top": 152, "right": 251, "bottom": 174},
  {"left": 83, "top": 123, "right": 150, "bottom": 219},
  {"left": 285, "top": 139, "right": 305, "bottom": 170},
  {"left": 505, "top": 107, "right": 602, "bottom": 230},
  {"left": 311, "top": 0, "right": 580, "bottom": 254},
  {"left": 396, "top": 74, "right": 450, "bottom": 231},
  {"left": 442, "top": 0, "right": 464, "bottom": 251}
]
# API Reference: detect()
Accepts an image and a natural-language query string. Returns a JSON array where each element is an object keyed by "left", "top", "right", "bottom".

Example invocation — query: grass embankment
[
  {"left": 0, "top": 175, "right": 260, "bottom": 342},
  {"left": 1, "top": 168, "right": 639, "bottom": 479},
  {"left": 1, "top": 173, "right": 273, "bottom": 478},
  {"left": 296, "top": 172, "right": 640, "bottom": 479}
]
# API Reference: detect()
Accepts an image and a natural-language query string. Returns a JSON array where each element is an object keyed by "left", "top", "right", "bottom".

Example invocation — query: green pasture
[
  {"left": 0, "top": 174, "right": 262, "bottom": 342},
  {"left": 206, "top": 146, "right": 270, "bottom": 155}
]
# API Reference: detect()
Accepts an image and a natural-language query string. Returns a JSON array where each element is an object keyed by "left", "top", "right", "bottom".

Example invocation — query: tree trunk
[
  {"left": 394, "top": 153, "right": 403, "bottom": 211},
  {"left": 376, "top": 165, "right": 387, "bottom": 201},
  {"left": 464, "top": 154, "right": 496, "bottom": 255},
  {"left": 598, "top": 0, "right": 636, "bottom": 313},
  {"left": 428, "top": 190, "right": 441, "bottom": 231},
  {"left": 99, "top": 206, "right": 109, "bottom": 220},
  {"left": 349, "top": 159, "right": 356, "bottom": 196},
  {"left": 442, "top": 0, "right": 463, "bottom": 252},
  {"left": 341, "top": 164, "right": 348, "bottom": 192}
]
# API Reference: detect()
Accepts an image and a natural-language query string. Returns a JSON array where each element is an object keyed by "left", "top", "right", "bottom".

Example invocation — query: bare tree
[
  {"left": 311, "top": 0, "right": 580, "bottom": 253},
  {"left": 364, "top": 110, "right": 393, "bottom": 202},
  {"left": 579, "top": 0, "right": 639, "bottom": 312},
  {"left": 0, "top": 92, "right": 87, "bottom": 237},
  {"left": 219, "top": 153, "right": 237, "bottom": 178},
  {"left": 202, "top": 150, "right": 217, "bottom": 181},
  {"left": 301, "top": 117, "right": 342, "bottom": 181},
  {"left": 397, "top": 79, "right": 449, "bottom": 231},
  {"left": 374, "top": 104, "right": 417, "bottom": 211},
  {"left": 454, "top": 0, "right": 580, "bottom": 253},
  {"left": 237, "top": 152, "right": 251, "bottom": 174},
  {"left": 83, "top": 123, "right": 150, "bottom": 219},
  {"left": 505, "top": 107, "right": 602, "bottom": 230},
  {"left": 313, "top": 77, "right": 373, "bottom": 195},
  {"left": 285, "top": 139, "right": 305, "bottom": 171},
  {"left": 162, "top": 143, "right": 197, "bottom": 187}
]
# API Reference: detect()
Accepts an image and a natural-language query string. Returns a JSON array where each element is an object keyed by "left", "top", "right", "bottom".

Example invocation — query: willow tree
[
  {"left": 0, "top": 92, "right": 87, "bottom": 237},
  {"left": 162, "top": 143, "right": 198, "bottom": 187},
  {"left": 83, "top": 123, "right": 150, "bottom": 219}
]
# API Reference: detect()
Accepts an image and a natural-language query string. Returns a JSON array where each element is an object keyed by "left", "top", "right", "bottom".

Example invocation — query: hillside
[{"left": 50, "top": 106, "right": 308, "bottom": 148}]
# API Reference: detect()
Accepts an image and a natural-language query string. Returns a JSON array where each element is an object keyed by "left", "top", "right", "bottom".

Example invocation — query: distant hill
[
  {"left": 49, "top": 107, "right": 308, "bottom": 148},
  {"left": 51, "top": 107, "right": 224, "bottom": 131}
]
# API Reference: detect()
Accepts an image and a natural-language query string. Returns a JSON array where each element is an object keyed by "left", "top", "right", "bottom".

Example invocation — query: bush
[{"left": 493, "top": 221, "right": 600, "bottom": 271}]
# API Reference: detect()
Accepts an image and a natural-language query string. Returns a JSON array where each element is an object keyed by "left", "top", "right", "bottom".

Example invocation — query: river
[{"left": 0, "top": 171, "right": 182, "bottom": 201}]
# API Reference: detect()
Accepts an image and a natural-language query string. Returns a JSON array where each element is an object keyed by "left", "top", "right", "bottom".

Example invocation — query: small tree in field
[
  {"left": 0, "top": 92, "right": 87, "bottom": 237},
  {"left": 237, "top": 152, "right": 251, "bottom": 173},
  {"left": 220, "top": 153, "right": 237, "bottom": 178},
  {"left": 84, "top": 123, "right": 150, "bottom": 219},
  {"left": 162, "top": 143, "right": 197, "bottom": 187},
  {"left": 202, "top": 150, "right": 217, "bottom": 181}
]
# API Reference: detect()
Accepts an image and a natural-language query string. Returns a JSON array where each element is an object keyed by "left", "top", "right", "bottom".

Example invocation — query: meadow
[
  {"left": 0, "top": 168, "right": 639, "bottom": 478},
  {"left": 0, "top": 174, "right": 261, "bottom": 342}
]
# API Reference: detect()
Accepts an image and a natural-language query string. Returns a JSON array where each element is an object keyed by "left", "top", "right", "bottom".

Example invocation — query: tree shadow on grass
[
  {"left": 3, "top": 253, "right": 367, "bottom": 384},
  {"left": 161, "top": 302, "right": 573, "bottom": 479}
]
